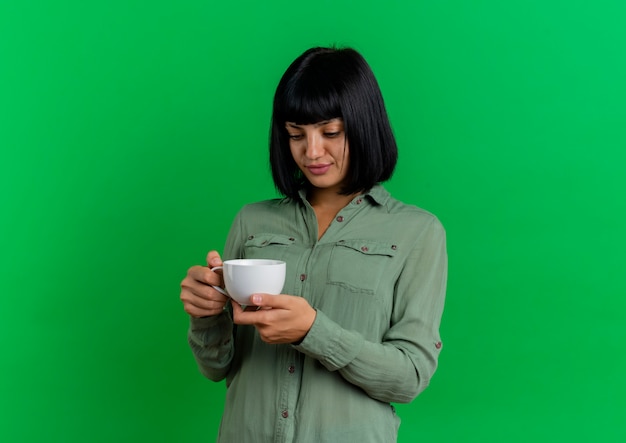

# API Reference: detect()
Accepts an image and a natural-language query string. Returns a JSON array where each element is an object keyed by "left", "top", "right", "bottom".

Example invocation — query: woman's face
[{"left": 285, "top": 118, "right": 349, "bottom": 194}]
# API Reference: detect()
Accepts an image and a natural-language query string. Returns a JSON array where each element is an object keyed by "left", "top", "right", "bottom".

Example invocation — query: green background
[{"left": 1, "top": 1, "right": 625, "bottom": 441}]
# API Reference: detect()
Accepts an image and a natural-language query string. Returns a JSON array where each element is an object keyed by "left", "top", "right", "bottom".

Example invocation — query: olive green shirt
[{"left": 188, "top": 185, "right": 447, "bottom": 443}]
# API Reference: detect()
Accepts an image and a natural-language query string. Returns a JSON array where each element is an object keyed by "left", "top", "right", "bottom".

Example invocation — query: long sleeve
[
  {"left": 187, "top": 212, "right": 246, "bottom": 381},
  {"left": 188, "top": 312, "right": 234, "bottom": 381}
]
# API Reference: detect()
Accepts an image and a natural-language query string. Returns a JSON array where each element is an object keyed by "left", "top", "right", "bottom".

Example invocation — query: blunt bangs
[
  {"left": 270, "top": 47, "right": 398, "bottom": 199},
  {"left": 274, "top": 62, "right": 343, "bottom": 125}
]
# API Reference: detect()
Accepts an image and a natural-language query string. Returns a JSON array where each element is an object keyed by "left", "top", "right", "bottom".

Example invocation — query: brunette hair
[{"left": 270, "top": 47, "right": 398, "bottom": 198}]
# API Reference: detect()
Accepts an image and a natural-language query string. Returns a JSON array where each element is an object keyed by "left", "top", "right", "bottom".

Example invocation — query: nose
[{"left": 305, "top": 132, "right": 324, "bottom": 159}]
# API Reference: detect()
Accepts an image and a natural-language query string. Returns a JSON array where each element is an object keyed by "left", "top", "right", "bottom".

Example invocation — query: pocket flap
[
  {"left": 245, "top": 233, "right": 296, "bottom": 248},
  {"left": 335, "top": 239, "right": 398, "bottom": 257}
]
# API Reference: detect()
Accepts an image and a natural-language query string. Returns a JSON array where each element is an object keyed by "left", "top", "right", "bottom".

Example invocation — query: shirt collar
[
  {"left": 361, "top": 184, "right": 391, "bottom": 206},
  {"left": 296, "top": 184, "right": 390, "bottom": 206}
]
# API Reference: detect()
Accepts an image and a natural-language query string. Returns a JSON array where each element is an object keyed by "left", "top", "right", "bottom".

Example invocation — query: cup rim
[{"left": 223, "top": 259, "right": 285, "bottom": 266}]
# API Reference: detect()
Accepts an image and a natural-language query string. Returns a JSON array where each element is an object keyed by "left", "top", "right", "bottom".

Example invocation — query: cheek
[
  {"left": 289, "top": 141, "right": 302, "bottom": 161},
  {"left": 336, "top": 142, "right": 349, "bottom": 163}
]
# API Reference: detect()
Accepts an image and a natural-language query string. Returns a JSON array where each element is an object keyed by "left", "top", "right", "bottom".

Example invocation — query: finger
[
  {"left": 180, "top": 289, "right": 227, "bottom": 318},
  {"left": 180, "top": 276, "right": 228, "bottom": 302},
  {"left": 206, "top": 250, "right": 223, "bottom": 269},
  {"left": 186, "top": 265, "right": 224, "bottom": 288},
  {"left": 249, "top": 293, "right": 291, "bottom": 309},
  {"left": 231, "top": 300, "right": 267, "bottom": 325},
  {"left": 182, "top": 291, "right": 227, "bottom": 311},
  {"left": 232, "top": 299, "right": 253, "bottom": 315},
  {"left": 197, "top": 284, "right": 229, "bottom": 303},
  {"left": 181, "top": 279, "right": 229, "bottom": 312}
]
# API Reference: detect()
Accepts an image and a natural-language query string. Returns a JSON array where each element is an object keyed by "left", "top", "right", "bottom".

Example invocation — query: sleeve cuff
[
  {"left": 189, "top": 313, "right": 226, "bottom": 330},
  {"left": 188, "top": 311, "right": 232, "bottom": 346},
  {"left": 292, "top": 310, "right": 364, "bottom": 371}
]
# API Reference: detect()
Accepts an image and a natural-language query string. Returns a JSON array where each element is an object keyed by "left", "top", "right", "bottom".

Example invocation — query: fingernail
[
  {"left": 252, "top": 294, "right": 262, "bottom": 304},
  {"left": 210, "top": 258, "right": 220, "bottom": 265}
]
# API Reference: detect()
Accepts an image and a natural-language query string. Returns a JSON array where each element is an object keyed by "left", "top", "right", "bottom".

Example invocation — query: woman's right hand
[{"left": 180, "top": 250, "right": 229, "bottom": 318}]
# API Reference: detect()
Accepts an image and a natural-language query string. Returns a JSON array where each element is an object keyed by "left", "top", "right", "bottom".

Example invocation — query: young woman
[{"left": 180, "top": 47, "right": 448, "bottom": 442}]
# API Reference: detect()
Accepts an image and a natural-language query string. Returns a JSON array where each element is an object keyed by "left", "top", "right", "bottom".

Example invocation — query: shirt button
[
  {"left": 356, "top": 198, "right": 363, "bottom": 204},
  {"left": 288, "top": 365, "right": 295, "bottom": 373},
  {"left": 391, "top": 245, "right": 397, "bottom": 250},
  {"left": 435, "top": 341, "right": 442, "bottom": 349},
  {"left": 336, "top": 216, "right": 344, "bottom": 222},
  {"left": 247, "top": 235, "right": 254, "bottom": 240},
  {"left": 289, "top": 237, "right": 295, "bottom": 241},
  {"left": 300, "top": 274, "right": 307, "bottom": 281},
  {"left": 361, "top": 246, "right": 369, "bottom": 252},
  {"left": 281, "top": 410, "right": 289, "bottom": 418}
]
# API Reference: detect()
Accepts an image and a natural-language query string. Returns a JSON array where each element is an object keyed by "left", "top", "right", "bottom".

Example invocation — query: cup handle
[
  {"left": 209, "top": 265, "right": 256, "bottom": 310},
  {"left": 209, "top": 266, "right": 228, "bottom": 296}
]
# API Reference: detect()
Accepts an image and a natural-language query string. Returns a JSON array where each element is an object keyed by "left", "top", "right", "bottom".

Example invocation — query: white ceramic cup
[{"left": 210, "top": 259, "right": 286, "bottom": 305}]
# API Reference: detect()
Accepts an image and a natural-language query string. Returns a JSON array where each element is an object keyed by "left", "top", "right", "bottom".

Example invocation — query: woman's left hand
[{"left": 232, "top": 294, "right": 316, "bottom": 344}]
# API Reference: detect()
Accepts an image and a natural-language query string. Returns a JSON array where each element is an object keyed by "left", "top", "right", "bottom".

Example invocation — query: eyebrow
[{"left": 285, "top": 119, "right": 341, "bottom": 129}]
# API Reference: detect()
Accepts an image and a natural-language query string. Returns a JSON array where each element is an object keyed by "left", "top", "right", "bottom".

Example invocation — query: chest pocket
[
  {"left": 328, "top": 239, "right": 397, "bottom": 295},
  {"left": 243, "top": 233, "right": 296, "bottom": 262}
]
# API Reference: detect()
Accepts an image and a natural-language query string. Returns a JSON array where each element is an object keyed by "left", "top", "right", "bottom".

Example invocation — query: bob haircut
[{"left": 270, "top": 47, "right": 398, "bottom": 199}]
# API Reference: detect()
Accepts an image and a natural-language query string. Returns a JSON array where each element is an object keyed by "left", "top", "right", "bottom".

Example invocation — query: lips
[{"left": 306, "top": 164, "right": 331, "bottom": 175}]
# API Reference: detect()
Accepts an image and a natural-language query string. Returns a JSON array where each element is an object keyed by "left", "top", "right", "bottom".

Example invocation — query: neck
[
  {"left": 307, "top": 187, "right": 358, "bottom": 210},
  {"left": 307, "top": 187, "right": 360, "bottom": 240}
]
